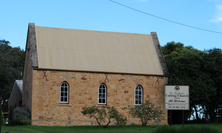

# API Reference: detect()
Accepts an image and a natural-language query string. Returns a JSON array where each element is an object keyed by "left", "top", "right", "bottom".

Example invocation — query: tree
[
  {"left": 164, "top": 45, "right": 208, "bottom": 120},
  {"left": 128, "top": 100, "right": 164, "bottom": 126},
  {"left": 202, "top": 48, "right": 222, "bottom": 121},
  {"left": 0, "top": 40, "right": 25, "bottom": 112},
  {"left": 162, "top": 42, "right": 222, "bottom": 121},
  {"left": 162, "top": 41, "right": 193, "bottom": 56}
]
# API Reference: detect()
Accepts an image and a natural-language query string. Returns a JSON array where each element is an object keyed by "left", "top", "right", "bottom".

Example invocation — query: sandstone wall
[{"left": 32, "top": 69, "right": 168, "bottom": 126}]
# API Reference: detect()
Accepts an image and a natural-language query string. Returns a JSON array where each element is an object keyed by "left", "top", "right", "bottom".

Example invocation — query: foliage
[
  {"left": 115, "top": 112, "right": 127, "bottom": 126},
  {"left": 105, "top": 106, "right": 127, "bottom": 126},
  {"left": 163, "top": 42, "right": 207, "bottom": 119},
  {"left": 162, "top": 42, "right": 222, "bottom": 121},
  {"left": 152, "top": 106, "right": 164, "bottom": 126},
  {"left": 0, "top": 39, "right": 25, "bottom": 112},
  {"left": 154, "top": 125, "right": 219, "bottom": 133},
  {"left": 12, "top": 106, "right": 31, "bottom": 125},
  {"left": 8, "top": 104, "right": 16, "bottom": 123},
  {"left": 81, "top": 105, "right": 127, "bottom": 128},
  {"left": 128, "top": 100, "right": 164, "bottom": 126},
  {"left": 1, "top": 110, "right": 4, "bottom": 126},
  {"left": 202, "top": 48, "right": 222, "bottom": 121},
  {"left": 162, "top": 41, "right": 193, "bottom": 56}
]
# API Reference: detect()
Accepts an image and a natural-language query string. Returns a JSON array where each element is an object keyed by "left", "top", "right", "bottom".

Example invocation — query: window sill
[
  {"left": 57, "top": 104, "right": 72, "bottom": 107},
  {"left": 98, "top": 104, "right": 107, "bottom": 106}
]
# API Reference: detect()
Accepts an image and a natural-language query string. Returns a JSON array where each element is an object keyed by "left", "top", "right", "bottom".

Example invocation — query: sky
[{"left": 0, "top": 0, "right": 222, "bottom": 51}]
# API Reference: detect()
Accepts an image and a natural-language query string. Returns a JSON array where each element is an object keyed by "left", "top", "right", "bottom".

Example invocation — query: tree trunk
[
  {"left": 104, "top": 118, "right": 111, "bottom": 128},
  {"left": 95, "top": 117, "right": 102, "bottom": 128},
  {"left": 142, "top": 122, "right": 147, "bottom": 126},
  {"left": 208, "top": 107, "right": 217, "bottom": 122},
  {"left": 194, "top": 105, "right": 199, "bottom": 121}
]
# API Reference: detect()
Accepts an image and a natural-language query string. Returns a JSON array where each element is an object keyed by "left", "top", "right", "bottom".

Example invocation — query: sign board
[{"left": 165, "top": 85, "right": 189, "bottom": 110}]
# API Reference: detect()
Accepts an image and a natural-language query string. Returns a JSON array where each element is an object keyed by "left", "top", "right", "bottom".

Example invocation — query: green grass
[
  {"left": 1, "top": 124, "right": 222, "bottom": 133},
  {"left": 154, "top": 124, "right": 221, "bottom": 133},
  {"left": 2, "top": 125, "right": 157, "bottom": 133}
]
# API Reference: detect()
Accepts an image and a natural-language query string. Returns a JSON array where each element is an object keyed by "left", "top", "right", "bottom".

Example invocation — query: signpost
[{"left": 165, "top": 85, "right": 189, "bottom": 126}]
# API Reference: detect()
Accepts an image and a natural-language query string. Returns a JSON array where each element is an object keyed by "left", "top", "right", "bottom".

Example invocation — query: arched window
[
  {"left": 98, "top": 83, "right": 107, "bottom": 104},
  {"left": 135, "top": 85, "right": 143, "bottom": 105},
  {"left": 60, "top": 81, "right": 69, "bottom": 103}
]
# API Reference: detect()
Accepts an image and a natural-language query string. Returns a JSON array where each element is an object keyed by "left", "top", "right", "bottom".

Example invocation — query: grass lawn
[
  {"left": 1, "top": 124, "right": 222, "bottom": 133},
  {"left": 2, "top": 125, "right": 157, "bottom": 133}
]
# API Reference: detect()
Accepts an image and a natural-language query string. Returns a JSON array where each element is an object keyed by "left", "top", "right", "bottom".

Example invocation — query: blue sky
[{"left": 0, "top": 0, "right": 222, "bottom": 51}]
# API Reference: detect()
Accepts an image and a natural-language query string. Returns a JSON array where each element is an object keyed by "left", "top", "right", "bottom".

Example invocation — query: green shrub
[
  {"left": 128, "top": 100, "right": 164, "bottom": 126},
  {"left": 21, "top": 118, "right": 31, "bottom": 125},
  {"left": 81, "top": 105, "right": 127, "bottom": 128},
  {"left": 1, "top": 111, "right": 4, "bottom": 126},
  {"left": 105, "top": 106, "right": 127, "bottom": 126},
  {"left": 115, "top": 113, "right": 127, "bottom": 126},
  {"left": 8, "top": 104, "right": 16, "bottom": 123},
  {"left": 154, "top": 125, "right": 219, "bottom": 133},
  {"left": 12, "top": 106, "right": 31, "bottom": 125}
]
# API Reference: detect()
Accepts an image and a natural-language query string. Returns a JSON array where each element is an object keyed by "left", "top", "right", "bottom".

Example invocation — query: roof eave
[{"left": 33, "top": 67, "right": 169, "bottom": 77}]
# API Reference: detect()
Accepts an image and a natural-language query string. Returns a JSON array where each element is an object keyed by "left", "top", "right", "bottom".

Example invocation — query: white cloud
[
  {"left": 211, "top": 4, "right": 222, "bottom": 22},
  {"left": 137, "top": 0, "right": 148, "bottom": 2},
  {"left": 211, "top": 17, "right": 222, "bottom": 22}
]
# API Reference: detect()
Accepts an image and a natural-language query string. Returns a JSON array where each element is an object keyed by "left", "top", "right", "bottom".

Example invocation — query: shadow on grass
[{"left": 153, "top": 125, "right": 220, "bottom": 133}]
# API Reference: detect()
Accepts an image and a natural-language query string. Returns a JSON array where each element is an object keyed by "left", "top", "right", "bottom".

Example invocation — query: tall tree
[
  {"left": 0, "top": 40, "right": 25, "bottom": 112},
  {"left": 162, "top": 42, "right": 221, "bottom": 121},
  {"left": 162, "top": 41, "right": 193, "bottom": 56},
  {"left": 202, "top": 48, "right": 222, "bottom": 120}
]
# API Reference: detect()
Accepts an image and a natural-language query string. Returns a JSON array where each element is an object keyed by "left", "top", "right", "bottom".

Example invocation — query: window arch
[
  {"left": 135, "top": 85, "right": 143, "bottom": 105},
  {"left": 98, "top": 83, "right": 107, "bottom": 104},
  {"left": 60, "top": 81, "right": 69, "bottom": 103}
]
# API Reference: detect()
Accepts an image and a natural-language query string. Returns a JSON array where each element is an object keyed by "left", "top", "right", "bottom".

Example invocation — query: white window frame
[
  {"left": 135, "top": 85, "right": 143, "bottom": 105},
  {"left": 60, "top": 81, "right": 69, "bottom": 103},
  {"left": 98, "top": 83, "right": 107, "bottom": 104}
]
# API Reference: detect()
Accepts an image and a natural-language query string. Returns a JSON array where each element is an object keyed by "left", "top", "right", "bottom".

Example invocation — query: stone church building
[{"left": 22, "top": 23, "right": 169, "bottom": 126}]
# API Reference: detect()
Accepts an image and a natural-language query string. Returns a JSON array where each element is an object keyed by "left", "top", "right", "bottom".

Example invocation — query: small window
[
  {"left": 135, "top": 85, "right": 143, "bottom": 105},
  {"left": 60, "top": 81, "right": 69, "bottom": 103},
  {"left": 98, "top": 83, "right": 107, "bottom": 104}
]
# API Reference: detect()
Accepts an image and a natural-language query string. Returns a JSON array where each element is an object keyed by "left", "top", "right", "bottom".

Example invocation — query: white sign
[{"left": 165, "top": 85, "right": 189, "bottom": 110}]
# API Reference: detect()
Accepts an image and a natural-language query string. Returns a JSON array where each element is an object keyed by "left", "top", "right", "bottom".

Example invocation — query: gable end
[
  {"left": 28, "top": 23, "right": 38, "bottom": 67},
  {"left": 151, "top": 32, "right": 169, "bottom": 75}
]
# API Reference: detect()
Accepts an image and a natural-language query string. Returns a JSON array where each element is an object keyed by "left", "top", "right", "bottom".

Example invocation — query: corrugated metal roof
[{"left": 35, "top": 26, "right": 164, "bottom": 75}]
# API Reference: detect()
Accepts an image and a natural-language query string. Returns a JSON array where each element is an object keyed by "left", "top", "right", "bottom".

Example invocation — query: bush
[
  {"left": 115, "top": 113, "right": 127, "bottom": 126},
  {"left": 154, "top": 125, "right": 219, "bottom": 133},
  {"left": 128, "top": 100, "right": 164, "bottom": 126},
  {"left": 12, "top": 106, "right": 31, "bottom": 125},
  {"left": 21, "top": 118, "right": 31, "bottom": 125},
  {"left": 81, "top": 105, "right": 127, "bottom": 128},
  {"left": 106, "top": 106, "right": 127, "bottom": 126},
  {"left": 8, "top": 104, "right": 16, "bottom": 123},
  {"left": 1, "top": 111, "right": 4, "bottom": 126}
]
